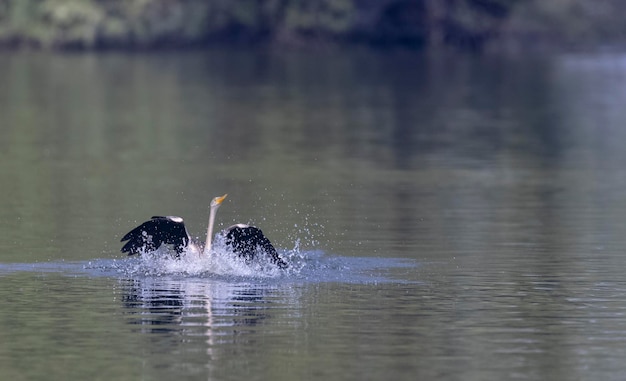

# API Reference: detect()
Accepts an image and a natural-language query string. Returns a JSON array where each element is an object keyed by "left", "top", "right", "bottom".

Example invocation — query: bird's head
[{"left": 210, "top": 194, "right": 228, "bottom": 209}]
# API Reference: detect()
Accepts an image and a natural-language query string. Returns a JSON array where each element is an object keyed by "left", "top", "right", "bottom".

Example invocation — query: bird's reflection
[
  {"left": 122, "top": 281, "right": 187, "bottom": 331},
  {"left": 118, "top": 276, "right": 301, "bottom": 359}
]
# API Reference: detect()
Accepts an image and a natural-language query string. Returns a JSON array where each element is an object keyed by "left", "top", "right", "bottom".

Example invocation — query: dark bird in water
[{"left": 120, "top": 194, "right": 287, "bottom": 268}]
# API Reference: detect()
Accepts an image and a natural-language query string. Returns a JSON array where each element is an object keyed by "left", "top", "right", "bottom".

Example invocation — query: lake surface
[{"left": 2, "top": 48, "right": 626, "bottom": 380}]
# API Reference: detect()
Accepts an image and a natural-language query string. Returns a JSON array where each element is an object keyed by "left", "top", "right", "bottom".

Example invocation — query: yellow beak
[{"left": 214, "top": 194, "right": 228, "bottom": 205}]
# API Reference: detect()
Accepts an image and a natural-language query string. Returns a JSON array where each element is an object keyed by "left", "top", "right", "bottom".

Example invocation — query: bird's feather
[{"left": 120, "top": 216, "right": 190, "bottom": 255}]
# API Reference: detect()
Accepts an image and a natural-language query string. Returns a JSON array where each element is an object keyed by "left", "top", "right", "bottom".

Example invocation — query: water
[{"left": 2, "top": 49, "right": 626, "bottom": 380}]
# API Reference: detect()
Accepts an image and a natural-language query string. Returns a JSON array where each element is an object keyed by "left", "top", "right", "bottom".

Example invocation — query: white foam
[{"left": 121, "top": 239, "right": 296, "bottom": 279}]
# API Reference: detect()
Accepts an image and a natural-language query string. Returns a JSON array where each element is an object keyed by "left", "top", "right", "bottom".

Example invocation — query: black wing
[
  {"left": 121, "top": 216, "right": 191, "bottom": 255},
  {"left": 223, "top": 224, "right": 287, "bottom": 269}
]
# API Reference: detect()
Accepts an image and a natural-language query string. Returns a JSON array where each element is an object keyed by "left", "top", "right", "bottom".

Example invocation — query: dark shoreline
[{"left": 0, "top": 0, "right": 623, "bottom": 54}]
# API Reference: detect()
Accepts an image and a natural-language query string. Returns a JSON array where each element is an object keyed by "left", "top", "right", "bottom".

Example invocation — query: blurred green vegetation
[{"left": 0, "top": 0, "right": 622, "bottom": 51}]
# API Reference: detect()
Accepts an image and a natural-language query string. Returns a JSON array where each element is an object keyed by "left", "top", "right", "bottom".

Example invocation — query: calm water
[{"left": 2, "top": 49, "right": 626, "bottom": 380}]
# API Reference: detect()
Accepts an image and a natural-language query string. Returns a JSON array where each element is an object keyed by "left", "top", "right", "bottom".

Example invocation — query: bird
[{"left": 120, "top": 194, "right": 287, "bottom": 268}]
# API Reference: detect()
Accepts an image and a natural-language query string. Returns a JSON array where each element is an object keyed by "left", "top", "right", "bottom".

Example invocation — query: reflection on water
[
  {"left": 122, "top": 278, "right": 300, "bottom": 376},
  {"left": 2, "top": 49, "right": 626, "bottom": 380},
  {"left": 120, "top": 277, "right": 302, "bottom": 358}
]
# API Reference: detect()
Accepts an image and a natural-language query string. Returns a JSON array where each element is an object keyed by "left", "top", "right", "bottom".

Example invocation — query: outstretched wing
[
  {"left": 223, "top": 224, "right": 287, "bottom": 268},
  {"left": 121, "top": 216, "right": 191, "bottom": 255}
]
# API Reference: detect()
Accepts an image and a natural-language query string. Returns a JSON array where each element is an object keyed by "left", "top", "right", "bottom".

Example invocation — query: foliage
[
  {"left": 506, "top": 0, "right": 626, "bottom": 47},
  {"left": 0, "top": 0, "right": 622, "bottom": 50}
]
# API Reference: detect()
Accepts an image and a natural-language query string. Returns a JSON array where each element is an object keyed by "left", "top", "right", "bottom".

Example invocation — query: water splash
[
  {"left": 118, "top": 241, "right": 294, "bottom": 279},
  {"left": 98, "top": 248, "right": 417, "bottom": 284},
  {"left": 0, "top": 244, "right": 419, "bottom": 284}
]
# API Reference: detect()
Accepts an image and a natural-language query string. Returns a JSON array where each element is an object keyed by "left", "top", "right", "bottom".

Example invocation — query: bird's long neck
[{"left": 204, "top": 205, "right": 218, "bottom": 256}]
